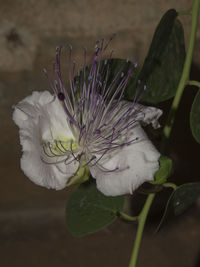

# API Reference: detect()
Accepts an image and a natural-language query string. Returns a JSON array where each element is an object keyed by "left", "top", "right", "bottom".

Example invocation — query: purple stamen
[{"left": 44, "top": 36, "right": 146, "bottom": 171}]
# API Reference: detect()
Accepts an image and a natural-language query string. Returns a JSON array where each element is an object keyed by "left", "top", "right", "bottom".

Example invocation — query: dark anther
[
  {"left": 58, "top": 92, "right": 65, "bottom": 101},
  {"left": 94, "top": 129, "right": 101, "bottom": 135}
]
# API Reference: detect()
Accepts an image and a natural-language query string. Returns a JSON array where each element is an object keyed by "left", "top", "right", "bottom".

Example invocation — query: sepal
[
  {"left": 67, "top": 166, "right": 90, "bottom": 187},
  {"left": 151, "top": 156, "right": 173, "bottom": 185}
]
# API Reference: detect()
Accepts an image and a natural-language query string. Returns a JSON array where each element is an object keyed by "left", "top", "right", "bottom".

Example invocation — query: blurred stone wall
[{"left": 0, "top": 0, "right": 198, "bottom": 73}]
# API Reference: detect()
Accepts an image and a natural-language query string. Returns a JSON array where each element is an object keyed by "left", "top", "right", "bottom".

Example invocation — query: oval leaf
[
  {"left": 66, "top": 181, "right": 125, "bottom": 237},
  {"left": 190, "top": 90, "right": 200, "bottom": 143},
  {"left": 158, "top": 182, "right": 200, "bottom": 230},
  {"left": 133, "top": 9, "right": 185, "bottom": 104}
]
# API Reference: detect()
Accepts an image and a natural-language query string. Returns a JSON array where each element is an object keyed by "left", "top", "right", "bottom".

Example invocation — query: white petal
[
  {"left": 21, "top": 146, "right": 79, "bottom": 190},
  {"left": 13, "top": 91, "right": 54, "bottom": 129},
  {"left": 135, "top": 104, "right": 163, "bottom": 129},
  {"left": 41, "top": 96, "right": 74, "bottom": 141},
  {"left": 13, "top": 91, "right": 79, "bottom": 190},
  {"left": 114, "top": 101, "right": 162, "bottom": 129},
  {"left": 90, "top": 125, "right": 160, "bottom": 196}
]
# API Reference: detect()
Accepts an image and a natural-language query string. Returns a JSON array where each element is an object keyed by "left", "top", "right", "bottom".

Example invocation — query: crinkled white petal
[
  {"left": 116, "top": 101, "right": 163, "bottom": 129},
  {"left": 134, "top": 103, "right": 163, "bottom": 129},
  {"left": 90, "top": 125, "right": 160, "bottom": 196},
  {"left": 13, "top": 91, "right": 79, "bottom": 190}
]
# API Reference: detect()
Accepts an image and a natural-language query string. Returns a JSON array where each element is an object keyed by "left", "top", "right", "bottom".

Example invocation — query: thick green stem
[
  {"left": 161, "top": 0, "right": 200, "bottom": 153},
  {"left": 128, "top": 193, "right": 155, "bottom": 267}
]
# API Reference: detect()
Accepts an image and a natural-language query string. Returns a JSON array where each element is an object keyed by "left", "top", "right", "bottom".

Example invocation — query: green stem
[
  {"left": 163, "top": 182, "right": 178, "bottom": 190},
  {"left": 187, "top": 80, "right": 200, "bottom": 88},
  {"left": 119, "top": 211, "right": 138, "bottom": 222},
  {"left": 128, "top": 193, "right": 155, "bottom": 267},
  {"left": 161, "top": 0, "right": 200, "bottom": 153}
]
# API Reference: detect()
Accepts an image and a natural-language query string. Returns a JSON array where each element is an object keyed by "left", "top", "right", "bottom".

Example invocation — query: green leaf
[
  {"left": 158, "top": 182, "right": 200, "bottom": 230},
  {"left": 132, "top": 9, "right": 185, "bottom": 104},
  {"left": 66, "top": 181, "right": 125, "bottom": 237},
  {"left": 190, "top": 90, "right": 200, "bottom": 143},
  {"left": 152, "top": 156, "right": 173, "bottom": 184}
]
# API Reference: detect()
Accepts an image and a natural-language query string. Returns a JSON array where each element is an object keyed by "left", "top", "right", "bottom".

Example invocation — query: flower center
[{"left": 43, "top": 37, "right": 146, "bottom": 172}]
